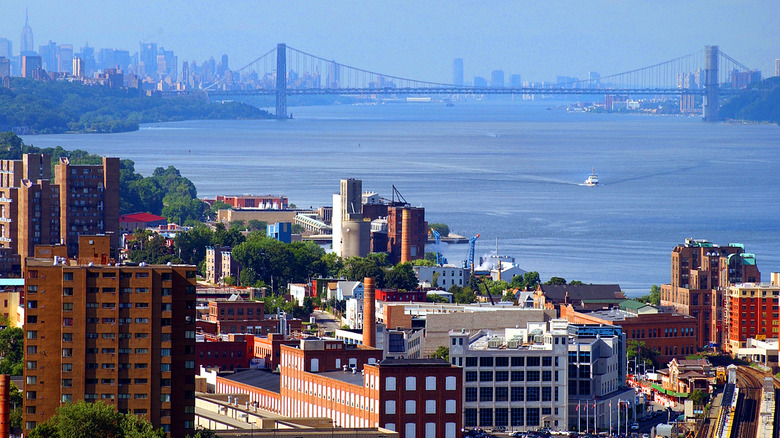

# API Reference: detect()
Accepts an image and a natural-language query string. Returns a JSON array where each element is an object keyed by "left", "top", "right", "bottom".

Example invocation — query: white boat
[{"left": 584, "top": 168, "right": 598, "bottom": 186}]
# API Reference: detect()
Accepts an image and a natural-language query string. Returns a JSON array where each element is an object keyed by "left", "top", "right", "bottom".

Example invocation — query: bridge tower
[
  {"left": 703, "top": 45, "right": 719, "bottom": 122},
  {"left": 276, "top": 43, "right": 287, "bottom": 119}
]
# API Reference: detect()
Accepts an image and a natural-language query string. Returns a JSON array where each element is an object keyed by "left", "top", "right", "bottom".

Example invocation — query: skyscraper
[
  {"left": 453, "top": 58, "right": 464, "bottom": 86},
  {"left": 491, "top": 70, "right": 504, "bottom": 87},
  {"left": 20, "top": 11, "right": 34, "bottom": 54},
  {"left": 775, "top": 59, "right": 779, "bottom": 77},
  {"left": 39, "top": 41, "right": 57, "bottom": 72},
  {"left": 139, "top": 42, "right": 157, "bottom": 77},
  {"left": 510, "top": 74, "right": 522, "bottom": 88},
  {"left": 57, "top": 44, "right": 74, "bottom": 74},
  {"left": 0, "top": 38, "right": 11, "bottom": 59}
]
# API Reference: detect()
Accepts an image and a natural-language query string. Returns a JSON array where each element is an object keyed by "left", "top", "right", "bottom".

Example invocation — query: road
[{"left": 312, "top": 309, "right": 341, "bottom": 335}]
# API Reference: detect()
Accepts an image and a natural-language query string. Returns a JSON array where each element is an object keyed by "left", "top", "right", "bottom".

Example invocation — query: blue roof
[{"left": 0, "top": 279, "right": 24, "bottom": 286}]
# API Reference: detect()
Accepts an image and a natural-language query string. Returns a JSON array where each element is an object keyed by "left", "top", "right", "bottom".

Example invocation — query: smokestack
[
  {"left": 401, "top": 208, "right": 411, "bottom": 263},
  {"left": 363, "top": 277, "right": 376, "bottom": 348},
  {"left": 0, "top": 374, "right": 9, "bottom": 438}
]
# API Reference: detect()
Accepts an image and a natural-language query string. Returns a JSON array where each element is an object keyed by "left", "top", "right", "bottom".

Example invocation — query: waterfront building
[
  {"left": 386, "top": 205, "right": 426, "bottom": 264},
  {"left": 724, "top": 280, "right": 780, "bottom": 355},
  {"left": 533, "top": 283, "right": 625, "bottom": 311},
  {"left": 660, "top": 238, "right": 760, "bottom": 349},
  {"left": 413, "top": 265, "right": 469, "bottom": 289},
  {"left": 22, "top": 237, "right": 197, "bottom": 436}
]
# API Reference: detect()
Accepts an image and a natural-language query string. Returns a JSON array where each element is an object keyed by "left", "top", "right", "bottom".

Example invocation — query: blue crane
[
  {"left": 466, "top": 233, "right": 480, "bottom": 273},
  {"left": 430, "top": 229, "right": 447, "bottom": 266}
]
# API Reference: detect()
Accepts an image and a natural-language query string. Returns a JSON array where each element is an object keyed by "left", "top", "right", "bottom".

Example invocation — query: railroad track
[{"left": 733, "top": 367, "right": 763, "bottom": 438}]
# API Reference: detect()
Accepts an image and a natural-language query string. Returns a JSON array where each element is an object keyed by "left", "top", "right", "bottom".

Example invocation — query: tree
[
  {"left": 0, "top": 326, "right": 24, "bottom": 375},
  {"left": 302, "top": 296, "right": 315, "bottom": 316},
  {"left": 223, "top": 276, "right": 236, "bottom": 286},
  {"left": 9, "top": 382, "right": 21, "bottom": 429},
  {"left": 431, "top": 346, "right": 449, "bottom": 361},
  {"left": 428, "top": 223, "right": 450, "bottom": 237},
  {"left": 627, "top": 339, "right": 662, "bottom": 370},
  {"left": 545, "top": 276, "right": 567, "bottom": 285},
  {"left": 384, "top": 263, "right": 419, "bottom": 291},
  {"left": 187, "top": 430, "right": 220, "bottom": 438},
  {"left": 638, "top": 285, "right": 662, "bottom": 305},
  {"left": 28, "top": 400, "right": 165, "bottom": 438},
  {"left": 207, "top": 200, "right": 232, "bottom": 220},
  {"left": 689, "top": 389, "right": 708, "bottom": 406},
  {"left": 510, "top": 271, "right": 541, "bottom": 291},
  {"left": 450, "top": 285, "right": 476, "bottom": 304},
  {"left": 247, "top": 220, "right": 268, "bottom": 232}
]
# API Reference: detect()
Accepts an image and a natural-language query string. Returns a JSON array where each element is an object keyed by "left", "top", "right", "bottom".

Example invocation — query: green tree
[
  {"left": 187, "top": 430, "right": 220, "bottom": 438},
  {"left": 510, "top": 271, "right": 541, "bottom": 291},
  {"left": 384, "top": 263, "right": 419, "bottom": 291},
  {"left": 428, "top": 223, "right": 450, "bottom": 236},
  {"left": 450, "top": 285, "right": 476, "bottom": 304},
  {"left": 0, "top": 326, "right": 24, "bottom": 375},
  {"left": 9, "top": 382, "right": 21, "bottom": 429},
  {"left": 229, "top": 220, "right": 246, "bottom": 230},
  {"left": 689, "top": 389, "right": 708, "bottom": 406},
  {"left": 627, "top": 339, "right": 662, "bottom": 370},
  {"left": 545, "top": 276, "right": 567, "bottom": 285},
  {"left": 247, "top": 220, "right": 268, "bottom": 232},
  {"left": 638, "top": 285, "right": 662, "bottom": 305},
  {"left": 207, "top": 201, "right": 232, "bottom": 220},
  {"left": 431, "top": 346, "right": 449, "bottom": 361},
  {"left": 302, "top": 296, "right": 315, "bottom": 316},
  {"left": 223, "top": 276, "right": 236, "bottom": 286},
  {"left": 28, "top": 400, "right": 165, "bottom": 438}
]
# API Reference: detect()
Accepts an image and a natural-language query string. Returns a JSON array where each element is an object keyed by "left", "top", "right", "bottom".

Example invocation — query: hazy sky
[{"left": 2, "top": 1, "right": 778, "bottom": 83}]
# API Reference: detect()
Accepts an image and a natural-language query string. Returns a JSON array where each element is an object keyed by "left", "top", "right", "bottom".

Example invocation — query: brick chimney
[{"left": 363, "top": 277, "right": 376, "bottom": 348}]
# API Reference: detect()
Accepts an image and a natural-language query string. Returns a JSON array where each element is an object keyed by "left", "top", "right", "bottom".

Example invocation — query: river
[{"left": 23, "top": 101, "right": 780, "bottom": 296}]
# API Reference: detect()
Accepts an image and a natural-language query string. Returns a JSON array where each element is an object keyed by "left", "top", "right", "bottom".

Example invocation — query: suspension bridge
[{"left": 200, "top": 44, "right": 759, "bottom": 122}]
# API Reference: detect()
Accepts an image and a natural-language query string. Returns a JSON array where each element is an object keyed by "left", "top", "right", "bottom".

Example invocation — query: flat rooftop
[
  {"left": 318, "top": 369, "right": 366, "bottom": 387},
  {"left": 221, "top": 369, "right": 281, "bottom": 393}
]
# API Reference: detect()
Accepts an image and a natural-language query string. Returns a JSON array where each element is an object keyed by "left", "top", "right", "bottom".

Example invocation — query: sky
[{"left": 1, "top": 0, "right": 778, "bottom": 83}]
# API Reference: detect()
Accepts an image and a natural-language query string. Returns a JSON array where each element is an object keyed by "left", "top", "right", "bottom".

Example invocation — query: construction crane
[
  {"left": 465, "top": 233, "right": 480, "bottom": 274},
  {"left": 430, "top": 229, "right": 447, "bottom": 266},
  {"left": 477, "top": 275, "right": 496, "bottom": 306}
]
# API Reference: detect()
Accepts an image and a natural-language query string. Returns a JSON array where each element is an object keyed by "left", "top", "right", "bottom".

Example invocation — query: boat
[{"left": 584, "top": 168, "right": 598, "bottom": 186}]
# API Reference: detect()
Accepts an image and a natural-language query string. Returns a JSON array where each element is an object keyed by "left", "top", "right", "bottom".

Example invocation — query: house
[
  {"left": 533, "top": 284, "right": 625, "bottom": 310},
  {"left": 119, "top": 212, "right": 167, "bottom": 232}
]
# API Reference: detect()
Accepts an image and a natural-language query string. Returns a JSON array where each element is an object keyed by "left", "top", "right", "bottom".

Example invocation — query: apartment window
[
  {"left": 479, "top": 371, "right": 493, "bottom": 382},
  {"left": 135, "top": 303, "right": 149, "bottom": 308},
  {"left": 62, "top": 363, "right": 73, "bottom": 372},
  {"left": 405, "top": 400, "right": 416, "bottom": 414},
  {"left": 135, "top": 272, "right": 149, "bottom": 278},
  {"left": 496, "top": 371, "right": 509, "bottom": 382},
  {"left": 511, "top": 387, "right": 525, "bottom": 402},
  {"left": 118, "top": 349, "right": 130, "bottom": 354},
  {"left": 160, "top": 379, "right": 170, "bottom": 387},
  {"left": 134, "top": 318, "right": 149, "bottom": 324},
  {"left": 63, "top": 288, "right": 73, "bottom": 296},
  {"left": 479, "top": 356, "right": 493, "bottom": 367},
  {"left": 480, "top": 408, "right": 493, "bottom": 427},
  {"left": 135, "top": 348, "right": 148, "bottom": 354},
  {"left": 495, "top": 356, "right": 509, "bottom": 367},
  {"left": 425, "top": 376, "right": 436, "bottom": 390},
  {"left": 527, "top": 387, "right": 540, "bottom": 401},
  {"left": 405, "top": 376, "right": 416, "bottom": 391},
  {"left": 134, "top": 378, "right": 148, "bottom": 384},
  {"left": 466, "top": 357, "right": 477, "bottom": 367},
  {"left": 101, "top": 333, "right": 115, "bottom": 339},
  {"left": 161, "top": 288, "right": 172, "bottom": 296},
  {"left": 465, "top": 387, "right": 477, "bottom": 402},
  {"left": 496, "top": 387, "right": 509, "bottom": 402},
  {"left": 527, "top": 370, "right": 540, "bottom": 381},
  {"left": 27, "top": 331, "right": 37, "bottom": 339},
  {"left": 185, "top": 360, "right": 194, "bottom": 369},
  {"left": 134, "top": 288, "right": 148, "bottom": 293},
  {"left": 27, "top": 315, "right": 37, "bottom": 324},
  {"left": 101, "top": 348, "right": 115, "bottom": 354},
  {"left": 542, "top": 387, "right": 552, "bottom": 402},
  {"left": 63, "top": 272, "right": 73, "bottom": 281},
  {"left": 511, "top": 408, "right": 525, "bottom": 426},
  {"left": 385, "top": 377, "right": 396, "bottom": 391},
  {"left": 465, "top": 409, "right": 477, "bottom": 427},
  {"left": 160, "top": 348, "right": 171, "bottom": 357},
  {"left": 26, "top": 376, "right": 37, "bottom": 385},
  {"left": 135, "top": 333, "right": 149, "bottom": 339},
  {"left": 527, "top": 356, "right": 541, "bottom": 366},
  {"left": 26, "top": 361, "right": 37, "bottom": 370},
  {"left": 136, "top": 363, "right": 149, "bottom": 369},
  {"left": 135, "top": 394, "right": 148, "bottom": 399},
  {"left": 62, "top": 303, "right": 73, "bottom": 311},
  {"left": 542, "top": 370, "right": 552, "bottom": 381},
  {"left": 27, "top": 300, "right": 37, "bottom": 309},
  {"left": 62, "top": 379, "right": 72, "bottom": 387},
  {"left": 62, "top": 348, "right": 72, "bottom": 357},
  {"left": 480, "top": 386, "right": 493, "bottom": 402},
  {"left": 385, "top": 400, "right": 396, "bottom": 414}
]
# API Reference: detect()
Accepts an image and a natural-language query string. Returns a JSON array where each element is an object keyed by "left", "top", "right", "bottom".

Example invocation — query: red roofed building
[{"left": 119, "top": 212, "right": 168, "bottom": 231}]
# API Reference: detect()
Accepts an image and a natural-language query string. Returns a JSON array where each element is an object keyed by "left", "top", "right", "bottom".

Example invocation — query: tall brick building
[
  {"left": 386, "top": 206, "right": 426, "bottom": 264},
  {"left": 0, "top": 154, "right": 119, "bottom": 277},
  {"left": 55, "top": 157, "right": 120, "bottom": 256},
  {"left": 22, "top": 237, "right": 197, "bottom": 436},
  {"left": 660, "top": 238, "right": 760, "bottom": 349},
  {"left": 725, "top": 282, "right": 780, "bottom": 355}
]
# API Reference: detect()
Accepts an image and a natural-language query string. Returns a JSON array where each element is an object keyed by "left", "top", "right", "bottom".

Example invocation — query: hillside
[
  {"left": 720, "top": 76, "right": 780, "bottom": 124},
  {"left": 0, "top": 77, "right": 271, "bottom": 134}
]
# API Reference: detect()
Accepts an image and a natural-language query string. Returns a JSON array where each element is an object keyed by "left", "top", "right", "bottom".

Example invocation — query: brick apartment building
[
  {"left": 210, "top": 195, "right": 288, "bottom": 210},
  {"left": 560, "top": 301, "right": 698, "bottom": 363},
  {"left": 204, "top": 245, "right": 239, "bottom": 284},
  {"left": 22, "top": 236, "right": 197, "bottom": 436},
  {"left": 0, "top": 154, "right": 119, "bottom": 277},
  {"left": 56, "top": 157, "right": 120, "bottom": 256},
  {"left": 725, "top": 282, "right": 780, "bottom": 355},
  {"left": 660, "top": 238, "right": 760, "bottom": 348},
  {"left": 197, "top": 333, "right": 254, "bottom": 371},
  {"left": 202, "top": 299, "right": 302, "bottom": 335}
]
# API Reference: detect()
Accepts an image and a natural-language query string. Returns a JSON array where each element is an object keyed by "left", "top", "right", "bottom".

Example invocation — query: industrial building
[{"left": 22, "top": 236, "right": 197, "bottom": 436}]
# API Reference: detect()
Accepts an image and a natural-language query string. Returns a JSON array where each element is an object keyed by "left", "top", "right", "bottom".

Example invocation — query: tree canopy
[
  {"left": 0, "top": 77, "right": 271, "bottom": 134},
  {"left": 28, "top": 401, "right": 165, "bottom": 438},
  {"left": 637, "top": 285, "right": 662, "bottom": 305},
  {"left": 0, "top": 326, "right": 23, "bottom": 376}
]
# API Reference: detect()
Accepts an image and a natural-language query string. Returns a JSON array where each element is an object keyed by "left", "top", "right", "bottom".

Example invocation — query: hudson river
[{"left": 24, "top": 102, "right": 780, "bottom": 296}]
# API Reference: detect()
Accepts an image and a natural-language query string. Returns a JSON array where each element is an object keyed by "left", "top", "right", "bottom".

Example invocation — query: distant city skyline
[{"left": 0, "top": 1, "right": 778, "bottom": 84}]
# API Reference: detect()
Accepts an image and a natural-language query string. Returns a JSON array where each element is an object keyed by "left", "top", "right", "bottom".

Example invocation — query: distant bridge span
[{"left": 197, "top": 44, "right": 757, "bottom": 122}]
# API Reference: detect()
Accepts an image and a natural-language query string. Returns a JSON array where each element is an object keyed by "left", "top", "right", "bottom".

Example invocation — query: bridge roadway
[{"left": 204, "top": 86, "right": 727, "bottom": 97}]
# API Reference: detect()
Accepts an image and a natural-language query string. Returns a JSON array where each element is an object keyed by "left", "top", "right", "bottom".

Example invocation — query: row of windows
[
  {"left": 631, "top": 327, "right": 694, "bottom": 338},
  {"left": 464, "top": 407, "right": 552, "bottom": 427},
  {"left": 464, "top": 356, "right": 556, "bottom": 368},
  {"left": 465, "top": 386, "right": 559, "bottom": 402},
  {"left": 465, "top": 370, "right": 556, "bottom": 382}
]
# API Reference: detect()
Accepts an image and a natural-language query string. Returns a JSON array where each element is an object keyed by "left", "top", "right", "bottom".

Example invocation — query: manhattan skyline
[{"left": 1, "top": 0, "right": 778, "bottom": 84}]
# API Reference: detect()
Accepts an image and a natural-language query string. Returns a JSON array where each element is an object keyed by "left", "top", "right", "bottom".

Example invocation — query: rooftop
[
  {"left": 318, "top": 369, "right": 366, "bottom": 387},
  {"left": 221, "top": 369, "right": 280, "bottom": 393},
  {"left": 119, "top": 212, "right": 167, "bottom": 222},
  {"left": 538, "top": 284, "right": 624, "bottom": 302},
  {"left": 377, "top": 358, "right": 451, "bottom": 367}
]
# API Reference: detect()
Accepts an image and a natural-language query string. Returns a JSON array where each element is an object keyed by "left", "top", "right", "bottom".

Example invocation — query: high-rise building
[
  {"left": 79, "top": 44, "right": 95, "bottom": 75},
  {"left": 22, "top": 237, "right": 197, "bottom": 436},
  {"left": 660, "top": 238, "right": 760, "bottom": 348},
  {"left": 0, "top": 38, "right": 12, "bottom": 59},
  {"left": 38, "top": 41, "right": 57, "bottom": 72},
  {"left": 474, "top": 76, "right": 487, "bottom": 87},
  {"left": 775, "top": 59, "right": 779, "bottom": 77},
  {"left": 0, "top": 57, "right": 10, "bottom": 79},
  {"left": 55, "top": 157, "right": 120, "bottom": 257},
  {"left": 453, "top": 58, "right": 464, "bottom": 86},
  {"left": 20, "top": 11, "right": 34, "bottom": 54},
  {"left": 491, "top": 70, "right": 504, "bottom": 88},
  {"left": 588, "top": 72, "right": 600, "bottom": 87},
  {"left": 57, "top": 44, "right": 74, "bottom": 74},
  {"left": 72, "top": 57, "right": 85, "bottom": 78},
  {"left": 180, "top": 60, "right": 189, "bottom": 84},
  {"left": 139, "top": 42, "right": 157, "bottom": 77},
  {"left": 510, "top": 74, "right": 522, "bottom": 88},
  {"left": 21, "top": 55, "right": 41, "bottom": 78}
]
